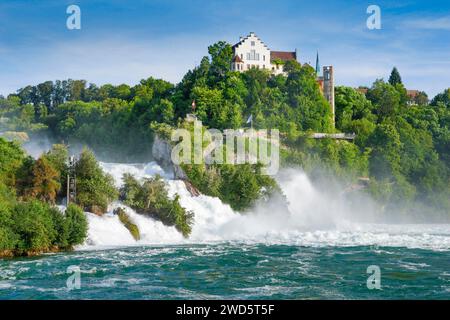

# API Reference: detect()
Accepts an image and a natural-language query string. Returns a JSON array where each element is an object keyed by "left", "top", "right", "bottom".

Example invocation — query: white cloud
[
  {"left": 403, "top": 16, "right": 450, "bottom": 30},
  {"left": 0, "top": 34, "right": 214, "bottom": 96},
  {"left": 328, "top": 46, "right": 450, "bottom": 97},
  {"left": 0, "top": 30, "right": 448, "bottom": 99}
]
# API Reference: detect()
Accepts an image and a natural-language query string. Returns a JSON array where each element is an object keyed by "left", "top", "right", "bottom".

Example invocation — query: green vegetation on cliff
[
  {"left": 114, "top": 207, "right": 140, "bottom": 241},
  {"left": 120, "top": 174, "right": 194, "bottom": 237},
  {"left": 0, "top": 137, "right": 117, "bottom": 257},
  {"left": 74, "top": 148, "right": 118, "bottom": 214},
  {"left": 0, "top": 196, "right": 88, "bottom": 257},
  {"left": 182, "top": 163, "right": 281, "bottom": 212}
]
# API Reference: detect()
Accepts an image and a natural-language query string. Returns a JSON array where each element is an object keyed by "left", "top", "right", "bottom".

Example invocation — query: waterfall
[{"left": 76, "top": 162, "right": 450, "bottom": 251}]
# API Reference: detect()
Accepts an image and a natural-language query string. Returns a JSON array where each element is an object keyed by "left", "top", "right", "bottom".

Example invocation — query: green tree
[
  {"left": 120, "top": 174, "right": 194, "bottom": 237},
  {"left": 43, "top": 144, "right": 69, "bottom": 187},
  {"left": 75, "top": 148, "right": 118, "bottom": 214},
  {"left": 335, "top": 86, "right": 375, "bottom": 131},
  {"left": 49, "top": 207, "right": 69, "bottom": 249},
  {"left": 208, "top": 41, "right": 233, "bottom": 83},
  {"left": 26, "top": 157, "right": 61, "bottom": 204},
  {"left": 151, "top": 98, "right": 174, "bottom": 124},
  {"left": 11, "top": 201, "right": 56, "bottom": 253},
  {"left": 0, "top": 184, "right": 18, "bottom": 252},
  {"left": 65, "top": 204, "right": 88, "bottom": 246},
  {"left": 68, "top": 79, "right": 87, "bottom": 101},
  {"left": 367, "top": 123, "right": 402, "bottom": 180},
  {"left": 410, "top": 91, "right": 429, "bottom": 106},
  {"left": 367, "top": 80, "right": 401, "bottom": 119},
  {"left": 0, "top": 138, "right": 26, "bottom": 188},
  {"left": 388, "top": 67, "right": 402, "bottom": 86},
  {"left": 285, "top": 62, "right": 333, "bottom": 131},
  {"left": 431, "top": 88, "right": 450, "bottom": 108}
]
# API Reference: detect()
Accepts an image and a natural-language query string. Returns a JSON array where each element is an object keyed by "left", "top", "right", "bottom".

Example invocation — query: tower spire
[{"left": 315, "top": 50, "right": 320, "bottom": 76}]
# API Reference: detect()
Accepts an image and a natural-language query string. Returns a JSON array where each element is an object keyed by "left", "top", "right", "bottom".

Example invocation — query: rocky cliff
[{"left": 152, "top": 134, "right": 188, "bottom": 181}]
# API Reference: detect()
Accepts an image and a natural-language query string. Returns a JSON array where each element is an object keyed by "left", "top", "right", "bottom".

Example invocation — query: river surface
[
  {"left": 1, "top": 162, "right": 449, "bottom": 299},
  {"left": 0, "top": 243, "right": 449, "bottom": 299}
]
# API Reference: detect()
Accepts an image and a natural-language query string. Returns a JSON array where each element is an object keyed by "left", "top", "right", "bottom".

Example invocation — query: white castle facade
[{"left": 231, "top": 32, "right": 297, "bottom": 75}]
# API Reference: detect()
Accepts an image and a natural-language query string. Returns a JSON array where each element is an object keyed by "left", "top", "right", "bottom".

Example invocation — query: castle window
[
  {"left": 263, "top": 55, "right": 265, "bottom": 61},
  {"left": 248, "top": 50, "right": 259, "bottom": 61},
  {"left": 241, "top": 54, "right": 243, "bottom": 59},
  {"left": 251, "top": 41, "right": 255, "bottom": 46}
]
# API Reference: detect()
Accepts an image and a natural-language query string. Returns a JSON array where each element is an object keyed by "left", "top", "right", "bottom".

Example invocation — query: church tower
[
  {"left": 323, "top": 66, "right": 335, "bottom": 126},
  {"left": 315, "top": 51, "right": 320, "bottom": 76}
]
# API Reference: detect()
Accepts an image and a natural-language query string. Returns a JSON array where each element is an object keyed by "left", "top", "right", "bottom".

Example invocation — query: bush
[
  {"left": 25, "top": 157, "right": 61, "bottom": 204},
  {"left": 0, "top": 137, "right": 26, "bottom": 188},
  {"left": 75, "top": 148, "right": 118, "bottom": 214},
  {"left": 65, "top": 204, "right": 88, "bottom": 246},
  {"left": 120, "top": 174, "right": 194, "bottom": 237},
  {"left": 11, "top": 201, "right": 57, "bottom": 254},
  {"left": 0, "top": 203, "right": 18, "bottom": 251},
  {"left": 43, "top": 144, "right": 69, "bottom": 198},
  {"left": 0, "top": 196, "right": 88, "bottom": 255},
  {"left": 114, "top": 207, "right": 140, "bottom": 241},
  {"left": 0, "top": 225, "right": 18, "bottom": 252},
  {"left": 43, "top": 144, "right": 69, "bottom": 175},
  {"left": 49, "top": 206, "right": 69, "bottom": 249},
  {"left": 183, "top": 163, "right": 282, "bottom": 212}
]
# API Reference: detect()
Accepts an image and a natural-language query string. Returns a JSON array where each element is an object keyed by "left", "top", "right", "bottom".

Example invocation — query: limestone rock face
[
  {"left": 90, "top": 205, "right": 105, "bottom": 216},
  {"left": 152, "top": 134, "right": 173, "bottom": 168},
  {"left": 152, "top": 134, "right": 188, "bottom": 180},
  {"left": 174, "top": 164, "right": 188, "bottom": 180},
  {"left": 183, "top": 180, "right": 200, "bottom": 197}
]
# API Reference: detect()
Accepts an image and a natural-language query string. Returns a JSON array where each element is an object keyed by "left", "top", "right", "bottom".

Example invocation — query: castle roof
[
  {"left": 232, "top": 32, "right": 270, "bottom": 50},
  {"left": 407, "top": 90, "right": 420, "bottom": 98},
  {"left": 232, "top": 55, "right": 243, "bottom": 63},
  {"left": 356, "top": 88, "right": 368, "bottom": 95},
  {"left": 270, "top": 51, "right": 297, "bottom": 62}
]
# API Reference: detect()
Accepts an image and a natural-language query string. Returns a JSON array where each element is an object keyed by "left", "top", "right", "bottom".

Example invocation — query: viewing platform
[{"left": 310, "top": 133, "right": 356, "bottom": 141}]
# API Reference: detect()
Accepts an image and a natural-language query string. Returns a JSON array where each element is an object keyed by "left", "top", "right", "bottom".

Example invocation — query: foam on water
[{"left": 77, "top": 162, "right": 450, "bottom": 251}]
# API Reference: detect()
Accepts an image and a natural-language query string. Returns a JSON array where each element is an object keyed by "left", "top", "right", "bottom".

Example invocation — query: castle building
[
  {"left": 231, "top": 32, "right": 335, "bottom": 125},
  {"left": 231, "top": 32, "right": 297, "bottom": 75}
]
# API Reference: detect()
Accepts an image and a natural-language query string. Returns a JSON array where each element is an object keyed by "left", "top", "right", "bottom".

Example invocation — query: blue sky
[{"left": 0, "top": 0, "right": 449, "bottom": 98}]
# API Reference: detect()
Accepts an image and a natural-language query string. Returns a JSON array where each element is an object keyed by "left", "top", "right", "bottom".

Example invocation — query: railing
[{"left": 310, "top": 133, "right": 356, "bottom": 140}]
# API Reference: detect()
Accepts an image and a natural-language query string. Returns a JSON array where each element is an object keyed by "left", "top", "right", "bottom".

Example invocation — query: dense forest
[
  {"left": 1, "top": 40, "right": 449, "bottom": 256},
  {"left": 0, "top": 140, "right": 89, "bottom": 257}
]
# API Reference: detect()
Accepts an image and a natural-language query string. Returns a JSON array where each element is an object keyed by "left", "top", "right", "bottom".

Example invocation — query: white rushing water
[{"left": 78, "top": 162, "right": 450, "bottom": 251}]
